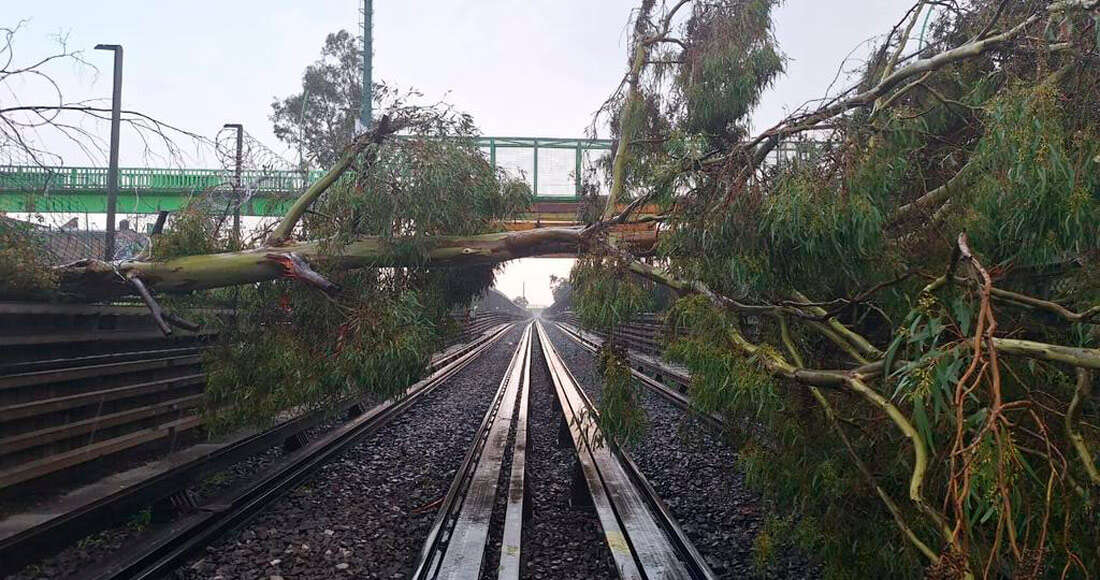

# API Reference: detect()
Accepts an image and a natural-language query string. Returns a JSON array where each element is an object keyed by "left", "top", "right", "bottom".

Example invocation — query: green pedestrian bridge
[{"left": 0, "top": 137, "right": 613, "bottom": 217}]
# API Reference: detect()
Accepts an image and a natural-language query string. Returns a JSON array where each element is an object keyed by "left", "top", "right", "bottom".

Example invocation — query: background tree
[{"left": 271, "top": 30, "right": 371, "bottom": 168}]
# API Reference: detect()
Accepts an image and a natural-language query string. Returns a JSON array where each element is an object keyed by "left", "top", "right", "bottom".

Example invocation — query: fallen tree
[
  {"left": 56, "top": 226, "right": 586, "bottom": 299},
  {"left": 566, "top": 1, "right": 1100, "bottom": 578},
  {"left": 5, "top": 1, "right": 1099, "bottom": 577}
]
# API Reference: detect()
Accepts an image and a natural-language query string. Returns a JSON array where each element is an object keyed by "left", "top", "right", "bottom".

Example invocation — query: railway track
[
  {"left": 415, "top": 320, "right": 714, "bottom": 579},
  {"left": 413, "top": 323, "right": 534, "bottom": 578},
  {"left": 0, "top": 317, "right": 516, "bottom": 579},
  {"left": 550, "top": 321, "right": 722, "bottom": 430},
  {"left": 70, "top": 322, "right": 517, "bottom": 580},
  {"left": 542, "top": 318, "right": 819, "bottom": 577},
  {"left": 5, "top": 314, "right": 788, "bottom": 578}
]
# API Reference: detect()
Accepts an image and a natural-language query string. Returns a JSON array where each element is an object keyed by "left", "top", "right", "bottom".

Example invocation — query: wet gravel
[
  {"left": 541, "top": 322, "right": 820, "bottom": 579},
  {"left": 520, "top": 331, "right": 618, "bottom": 579},
  {"left": 175, "top": 325, "right": 526, "bottom": 580}
]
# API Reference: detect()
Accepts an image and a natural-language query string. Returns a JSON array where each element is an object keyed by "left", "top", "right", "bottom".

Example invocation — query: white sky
[{"left": 5, "top": 0, "right": 914, "bottom": 305}]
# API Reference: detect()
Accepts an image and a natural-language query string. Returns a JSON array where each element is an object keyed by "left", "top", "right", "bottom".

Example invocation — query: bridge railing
[
  {"left": 1, "top": 136, "right": 829, "bottom": 217},
  {"left": 0, "top": 166, "right": 327, "bottom": 195}
]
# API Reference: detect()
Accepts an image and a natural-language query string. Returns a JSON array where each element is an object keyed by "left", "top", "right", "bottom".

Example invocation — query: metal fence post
[
  {"left": 223, "top": 123, "right": 243, "bottom": 248},
  {"left": 574, "top": 143, "right": 583, "bottom": 196}
]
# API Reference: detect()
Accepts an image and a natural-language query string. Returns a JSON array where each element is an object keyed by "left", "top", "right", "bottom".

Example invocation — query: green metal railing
[
  {"left": 0, "top": 165, "right": 324, "bottom": 194},
  {"left": 0, "top": 136, "right": 614, "bottom": 216}
]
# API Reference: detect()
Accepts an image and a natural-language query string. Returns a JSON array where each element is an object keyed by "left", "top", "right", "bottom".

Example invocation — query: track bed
[
  {"left": 542, "top": 321, "right": 820, "bottom": 579},
  {"left": 176, "top": 324, "right": 528, "bottom": 579}
]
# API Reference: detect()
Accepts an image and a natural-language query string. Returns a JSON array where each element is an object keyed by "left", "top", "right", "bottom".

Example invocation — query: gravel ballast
[
  {"left": 519, "top": 330, "right": 618, "bottom": 579},
  {"left": 174, "top": 325, "right": 527, "bottom": 579},
  {"left": 541, "top": 321, "right": 819, "bottom": 579}
]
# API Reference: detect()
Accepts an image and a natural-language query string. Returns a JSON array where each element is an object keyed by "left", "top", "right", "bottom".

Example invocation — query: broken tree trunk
[{"left": 55, "top": 226, "right": 588, "bottom": 299}]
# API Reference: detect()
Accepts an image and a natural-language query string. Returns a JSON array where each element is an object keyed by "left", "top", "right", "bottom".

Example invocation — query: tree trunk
[{"left": 55, "top": 226, "right": 589, "bottom": 299}]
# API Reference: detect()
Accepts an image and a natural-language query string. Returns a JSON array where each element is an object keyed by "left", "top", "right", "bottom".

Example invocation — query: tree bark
[{"left": 55, "top": 227, "right": 588, "bottom": 299}]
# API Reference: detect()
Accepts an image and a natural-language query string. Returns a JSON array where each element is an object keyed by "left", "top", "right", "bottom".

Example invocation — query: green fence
[{"left": 0, "top": 137, "right": 614, "bottom": 216}]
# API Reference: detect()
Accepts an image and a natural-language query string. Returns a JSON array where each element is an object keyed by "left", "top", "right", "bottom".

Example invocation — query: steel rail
[
  {"left": 0, "top": 353, "right": 203, "bottom": 391},
  {"left": 0, "top": 346, "right": 204, "bottom": 376},
  {"left": 534, "top": 321, "right": 715, "bottom": 580},
  {"left": 551, "top": 321, "right": 723, "bottom": 430},
  {"left": 50, "top": 323, "right": 516, "bottom": 580},
  {"left": 0, "top": 322, "right": 512, "bottom": 577},
  {"left": 413, "top": 322, "right": 533, "bottom": 580},
  {"left": 497, "top": 324, "right": 531, "bottom": 578}
]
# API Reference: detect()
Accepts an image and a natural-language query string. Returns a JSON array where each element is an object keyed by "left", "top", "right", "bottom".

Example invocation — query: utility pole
[
  {"left": 223, "top": 123, "right": 244, "bottom": 248},
  {"left": 95, "top": 44, "right": 123, "bottom": 261},
  {"left": 360, "top": 0, "right": 372, "bottom": 131}
]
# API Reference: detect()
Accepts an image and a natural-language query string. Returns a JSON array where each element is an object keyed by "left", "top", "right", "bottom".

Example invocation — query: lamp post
[
  {"left": 222, "top": 123, "right": 243, "bottom": 248},
  {"left": 94, "top": 44, "right": 122, "bottom": 261}
]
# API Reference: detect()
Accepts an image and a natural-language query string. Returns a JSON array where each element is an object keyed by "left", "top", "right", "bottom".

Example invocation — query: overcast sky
[{"left": 5, "top": 0, "right": 914, "bottom": 305}]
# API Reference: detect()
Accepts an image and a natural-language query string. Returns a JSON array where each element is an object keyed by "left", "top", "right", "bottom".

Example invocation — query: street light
[
  {"left": 222, "top": 123, "right": 243, "bottom": 248},
  {"left": 95, "top": 44, "right": 122, "bottom": 261}
]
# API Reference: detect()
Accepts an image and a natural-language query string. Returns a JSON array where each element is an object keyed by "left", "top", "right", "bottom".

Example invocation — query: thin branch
[
  {"left": 128, "top": 274, "right": 172, "bottom": 336},
  {"left": 779, "top": 315, "right": 940, "bottom": 562},
  {"left": 732, "top": 0, "right": 1098, "bottom": 166},
  {"left": 890, "top": 160, "right": 979, "bottom": 226},
  {"left": 267, "top": 115, "right": 399, "bottom": 244},
  {"left": 989, "top": 288, "right": 1100, "bottom": 324},
  {"left": 1066, "top": 368, "right": 1100, "bottom": 486}
]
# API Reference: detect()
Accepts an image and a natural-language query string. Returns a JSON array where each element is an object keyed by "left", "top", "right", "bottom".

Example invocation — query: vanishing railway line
[
  {"left": 2, "top": 312, "right": 813, "bottom": 579},
  {"left": 414, "top": 322, "right": 713, "bottom": 579}
]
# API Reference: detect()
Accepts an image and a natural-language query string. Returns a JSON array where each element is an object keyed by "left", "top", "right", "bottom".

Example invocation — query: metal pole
[
  {"left": 575, "top": 143, "right": 582, "bottom": 197},
  {"left": 223, "top": 123, "right": 243, "bottom": 248},
  {"left": 360, "top": 0, "right": 373, "bottom": 129},
  {"left": 95, "top": 44, "right": 123, "bottom": 261},
  {"left": 298, "top": 88, "right": 310, "bottom": 192},
  {"left": 532, "top": 140, "right": 539, "bottom": 196}
]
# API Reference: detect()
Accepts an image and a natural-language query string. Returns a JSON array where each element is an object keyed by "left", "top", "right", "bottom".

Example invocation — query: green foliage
[
  {"left": 662, "top": 297, "right": 934, "bottom": 578},
  {"left": 759, "top": 168, "right": 887, "bottom": 296},
  {"left": 964, "top": 85, "right": 1100, "bottom": 267},
  {"left": 203, "top": 277, "right": 442, "bottom": 433},
  {"left": 307, "top": 136, "right": 532, "bottom": 250},
  {"left": 570, "top": 257, "right": 655, "bottom": 443},
  {"left": 569, "top": 256, "right": 651, "bottom": 334},
  {"left": 0, "top": 216, "right": 58, "bottom": 298},
  {"left": 665, "top": 296, "right": 779, "bottom": 438},
  {"left": 200, "top": 83, "right": 533, "bottom": 432},
  {"left": 150, "top": 205, "right": 229, "bottom": 260},
  {"left": 678, "top": 0, "right": 785, "bottom": 143},
  {"left": 595, "top": 345, "right": 647, "bottom": 445},
  {"left": 575, "top": 3, "right": 1100, "bottom": 571}
]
